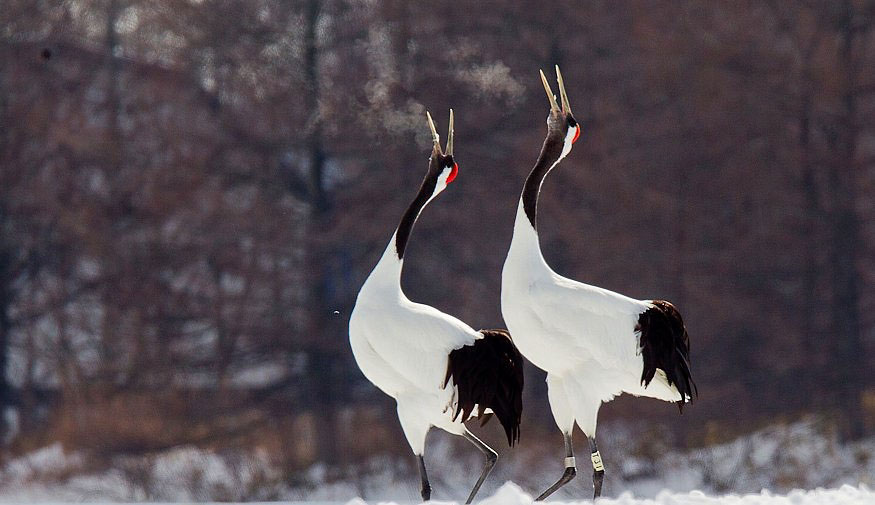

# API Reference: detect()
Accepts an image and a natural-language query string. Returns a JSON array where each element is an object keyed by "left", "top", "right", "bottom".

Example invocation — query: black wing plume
[{"left": 444, "top": 329, "right": 524, "bottom": 445}]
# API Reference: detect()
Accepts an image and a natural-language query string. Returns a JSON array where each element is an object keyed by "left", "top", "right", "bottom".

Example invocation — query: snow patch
[
  {"left": 1, "top": 419, "right": 872, "bottom": 502},
  {"left": 343, "top": 482, "right": 875, "bottom": 504}
]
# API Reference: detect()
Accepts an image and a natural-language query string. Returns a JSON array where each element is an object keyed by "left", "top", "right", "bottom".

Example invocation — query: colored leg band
[
  {"left": 591, "top": 451, "right": 604, "bottom": 471},
  {"left": 564, "top": 456, "right": 576, "bottom": 468}
]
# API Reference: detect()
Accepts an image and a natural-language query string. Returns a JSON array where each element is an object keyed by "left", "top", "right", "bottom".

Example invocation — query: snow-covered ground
[
  {"left": 0, "top": 419, "right": 872, "bottom": 503},
  {"left": 348, "top": 482, "right": 875, "bottom": 504},
  {"left": 2, "top": 482, "right": 874, "bottom": 504}
]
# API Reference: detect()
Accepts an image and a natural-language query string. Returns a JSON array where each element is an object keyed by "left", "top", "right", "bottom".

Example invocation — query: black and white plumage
[
  {"left": 500, "top": 67, "right": 696, "bottom": 500},
  {"left": 349, "top": 111, "right": 524, "bottom": 504},
  {"left": 446, "top": 328, "right": 524, "bottom": 445},
  {"left": 638, "top": 301, "right": 696, "bottom": 411}
]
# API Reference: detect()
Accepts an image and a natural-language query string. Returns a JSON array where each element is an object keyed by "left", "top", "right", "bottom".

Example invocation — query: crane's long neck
[
  {"left": 506, "top": 129, "right": 572, "bottom": 273},
  {"left": 395, "top": 172, "right": 438, "bottom": 260},
  {"left": 521, "top": 132, "right": 567, "bottom": 230},
  {"left": 363, "top": 169, "right": 442, "bottom": 293}
]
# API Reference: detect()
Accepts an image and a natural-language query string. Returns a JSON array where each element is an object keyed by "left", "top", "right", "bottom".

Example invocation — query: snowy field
[
  {"left": 348, "top": 483, "right": 873, "bottom": 505},
  {"left": 0, "top": 419, "right": 872, "bottom": 504},
  {"left": 1, "top": 483, "right": 872, "bottom": 504}
]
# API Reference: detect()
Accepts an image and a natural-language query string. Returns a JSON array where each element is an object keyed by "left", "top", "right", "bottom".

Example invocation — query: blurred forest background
[{"left": 1, "top": 0, "right": 875, "bottom": 496}]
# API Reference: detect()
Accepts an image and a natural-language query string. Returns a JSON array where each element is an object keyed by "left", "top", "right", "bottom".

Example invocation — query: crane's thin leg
[
  {"left": 417, "top": 454, "right": 431, "bottom": 501},
  {"left": 589, "top": 437, "right": 605, "bottom": 499},
  {"left": 463, "top": 430, "right": 498, "bottom": 504},
  {"left": 535, "top": 432, "right": 576, "bottom": 501}
]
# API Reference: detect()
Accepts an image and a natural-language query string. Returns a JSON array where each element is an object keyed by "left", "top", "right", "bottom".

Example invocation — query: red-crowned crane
[
  {"left": 350, "top": 111, "right": 524, "bottom": 503},
  {"left": 500, "top": 68, "right": 696, "bottom": 500}
]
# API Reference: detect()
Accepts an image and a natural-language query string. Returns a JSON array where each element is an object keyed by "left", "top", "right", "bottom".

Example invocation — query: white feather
[
  {"left": 502, "top": 197, "right": 682, "bottom": 436},
  {"left": 350, "top": 229, "right": 479, "bottom": 451}
]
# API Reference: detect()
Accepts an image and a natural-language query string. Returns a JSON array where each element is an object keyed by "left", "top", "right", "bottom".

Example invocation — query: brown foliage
[{"left": 0, "top": 0, "right": 874, "bottom": 474}]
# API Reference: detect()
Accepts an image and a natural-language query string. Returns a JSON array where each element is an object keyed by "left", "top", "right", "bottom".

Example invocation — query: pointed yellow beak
[{"left": 540, "top": 69, "right": 560, "bottom": 113}]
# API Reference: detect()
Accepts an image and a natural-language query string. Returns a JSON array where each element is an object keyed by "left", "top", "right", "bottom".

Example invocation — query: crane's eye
[{"left": 447, "top": 163, "right": 459, "bottom": 183}]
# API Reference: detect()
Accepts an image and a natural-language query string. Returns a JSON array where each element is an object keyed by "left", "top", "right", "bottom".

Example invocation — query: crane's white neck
[
  {"left": 359, "top": 233, "right": 405, "bottom": 297},
  {"left": 506, "top": 201, "right": 554, "bottom": 277},
  {"left": 359, "top": 166, "right": 453, "bottom": 298},
  {"left": 507, "top": 125, "right": 577, "bottom": 276}
]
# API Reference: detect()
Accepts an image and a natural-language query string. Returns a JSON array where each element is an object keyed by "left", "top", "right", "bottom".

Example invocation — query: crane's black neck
[
  {"left": 395, "top": 171, "right": 439, "bottom": 259},
  {"left": 522, "top": 133, "right": 566, "bottom": 230}
]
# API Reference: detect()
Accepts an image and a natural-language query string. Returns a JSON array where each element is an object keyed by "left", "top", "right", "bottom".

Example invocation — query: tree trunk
[
  {"left": 798, "top": 93, "right": 823, "bottom": 407},
  {"left": 670, "top": 102, "right": 691, "bottom": 308},
  {"left": 0, "top": 247, "right": 11, "bottom": 446},
  {"left": 305, "top": 0, "right": 328, "bottom": 214},
  {"left": 97, "top": 0, "right": 124, "bottom": 388},
  {"left": 105, "top": 0, "right": 123, "bottom": 160},
  {"left": 0, "top": 67, "right": 11, "bottom": 447},
  {"left": 302, "top": 0, "right": 341, "bottom": 466},
  {"left": 828, "top": 0, "right": 865, "bottom": 439}
]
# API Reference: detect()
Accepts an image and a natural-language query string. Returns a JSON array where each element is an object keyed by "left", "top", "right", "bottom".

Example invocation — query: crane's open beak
[
  {"left": 540, "top": 69, "right": 560, "bottom": 113},
  {"left": 426, "top": 109, "right": 454, "bottom": 156},
  {"left": 555, "top": 65, "right": 572, "bottom": 115},
  {"left": 540, "top": 65, "right": 572, "bottom": 115},
  {"left": 426, "top": 110, "right": 441, "bottom": 154},
  {"left": 446, "top": 109, "right": 454, "bottom": 156}
]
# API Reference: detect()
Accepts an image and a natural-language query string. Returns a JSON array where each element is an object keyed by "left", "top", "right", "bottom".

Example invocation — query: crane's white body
[
  {"left": 349, "top": 169, "right": 480, "bottom": 453},
  {"left": 500, "top": 130, "right": 682, "bottom": 436}
]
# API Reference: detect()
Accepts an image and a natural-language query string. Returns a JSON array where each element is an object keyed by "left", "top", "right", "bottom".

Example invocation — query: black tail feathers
[
  {"left": 637, "top": 300, "right": 697, "bottom": 413},
  {"left": 444, "top": 329, "right": 524, "bottom": 445}
]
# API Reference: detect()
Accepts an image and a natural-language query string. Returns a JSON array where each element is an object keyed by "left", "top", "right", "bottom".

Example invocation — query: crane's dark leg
[
  {"left": 589, "top": 437, "right": 605, "bottom": 499},
  {"left": 417, "top": 454, "right": 431, "bottom": 501},
  {"left": 463, "top": 430, "right": 498, "bottom": 504},
  {"left": 535, "top": 432, "right": 576, "bottom": 501}
]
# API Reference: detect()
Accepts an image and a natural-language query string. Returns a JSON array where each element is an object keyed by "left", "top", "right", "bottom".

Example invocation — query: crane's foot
[
  {"left": 593, "top": 468, "right": 604, "bottom": 499},
  {"left": 464, "top": 449, "right": 496, "bottom": 504},
  {"left": 417, "top": 454, "right": 431, "bottom": 501},
  {"left": 535, "top": 465, "right": 577, "bottom": 501}
]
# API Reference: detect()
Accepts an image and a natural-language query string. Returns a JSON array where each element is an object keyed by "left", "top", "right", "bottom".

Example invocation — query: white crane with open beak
[
  {"left": 501, "top": 67, "right": 697, "bottom": 500},
  {"left": 350, "top": 110, "right": 525, "bottom": 503}
]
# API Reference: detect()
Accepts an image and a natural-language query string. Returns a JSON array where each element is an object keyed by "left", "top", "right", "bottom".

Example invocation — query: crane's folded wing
[
  {"left": 361, "top": 300, "right": 480, "bottom": 393},
  {"left": 528, "top": 276, "right": 648, "bottom": 371}
]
